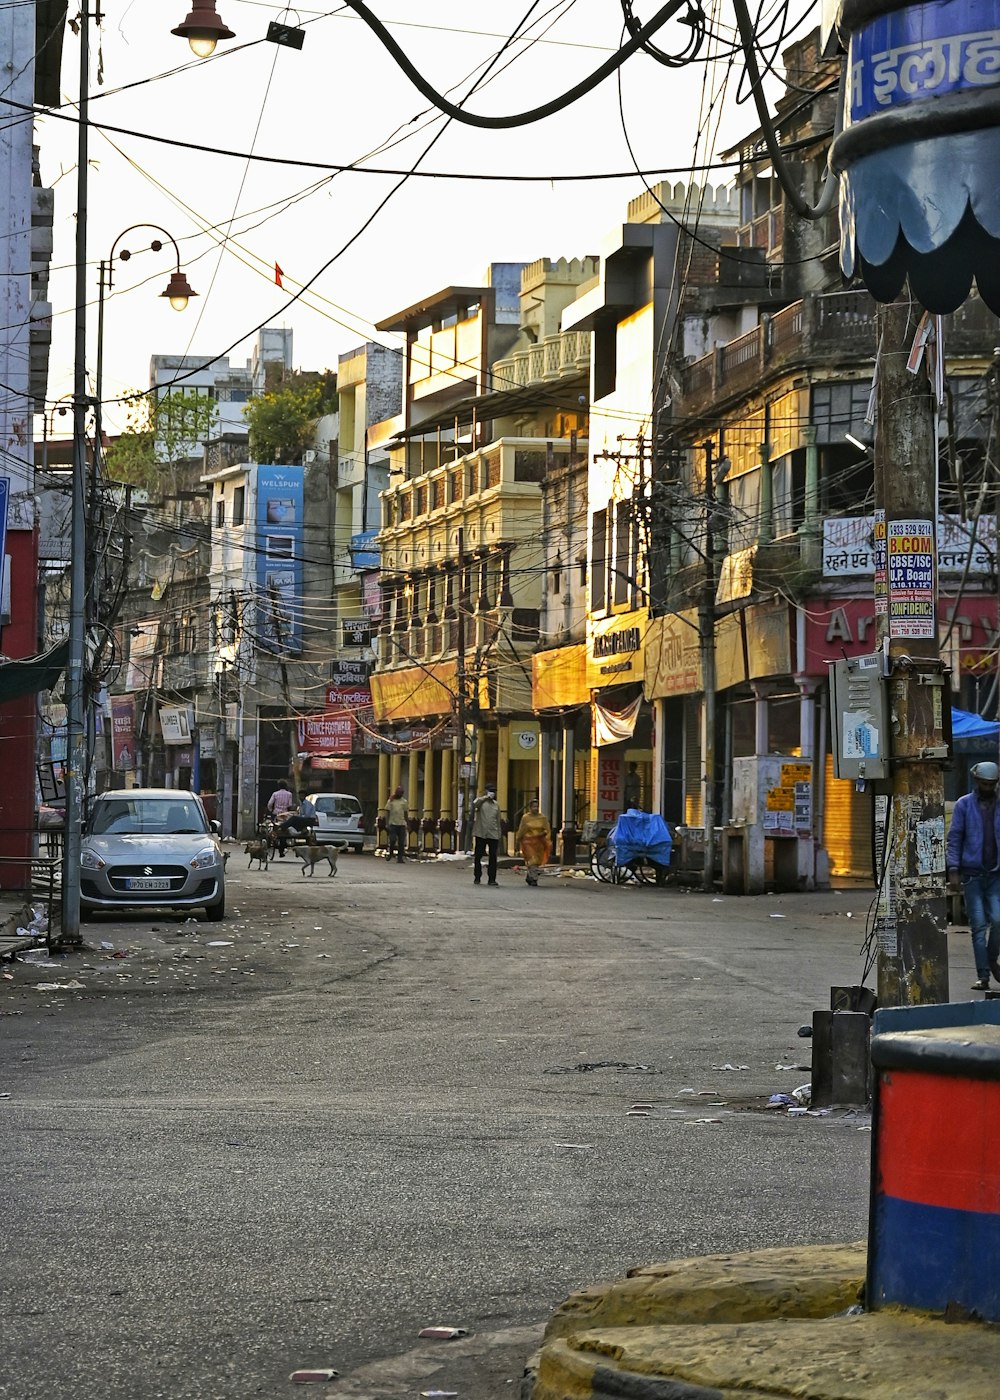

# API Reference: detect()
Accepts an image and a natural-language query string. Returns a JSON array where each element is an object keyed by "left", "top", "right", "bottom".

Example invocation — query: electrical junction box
[{"left": 829, "top": 652, "right": 890, "bottom": 780}]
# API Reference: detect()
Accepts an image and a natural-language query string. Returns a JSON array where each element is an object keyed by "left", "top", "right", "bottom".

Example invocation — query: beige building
[{"left": 371, "top": 260, "right": 594, "bottom": 848}]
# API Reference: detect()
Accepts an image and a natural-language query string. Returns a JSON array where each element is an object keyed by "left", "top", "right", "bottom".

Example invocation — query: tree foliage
[
  {"left": 104, "top": 389, "right": 218, "bottom": 488},
  {"left": 243, "top": 370, "right": 338, "bottom": 465}
]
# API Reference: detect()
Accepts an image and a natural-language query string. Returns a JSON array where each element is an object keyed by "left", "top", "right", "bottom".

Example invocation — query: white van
[{"left": 311, "top": 793, "right": 365, "bottom": 850}]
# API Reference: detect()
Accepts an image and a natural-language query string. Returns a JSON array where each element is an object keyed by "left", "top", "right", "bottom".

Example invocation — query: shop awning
[
  {"left": 952, "top": 708, "right": 1000, "bottom": 742},
  {"left": 0, "top": 639, "right": 68, "bottom": 704}
]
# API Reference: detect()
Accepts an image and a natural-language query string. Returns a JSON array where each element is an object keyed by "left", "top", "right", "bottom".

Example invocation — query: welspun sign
[{"left": 256, "top": 465, "right": 304, "bottom": 654}]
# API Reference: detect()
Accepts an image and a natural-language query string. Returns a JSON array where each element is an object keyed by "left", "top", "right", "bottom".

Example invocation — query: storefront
[
  {"left": 370, "top": 661, "right": 459, "bottom": 848},
  {"left": 803, "top": 593, "right": 998, "bottom": 878},
  {"left": 642, "top": 609, "right": 701, "bottom": 825},
  {"left": 587, "top": 611, "right": 653, "bottom": 828},
  {"left": 531, "top": 643, "right": 590, "bottom": 855}
]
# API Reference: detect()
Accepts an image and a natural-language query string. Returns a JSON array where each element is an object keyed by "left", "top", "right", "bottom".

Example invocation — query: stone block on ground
[{"left": 543, "top": 1241, "right": 867, "bottom": 1339}]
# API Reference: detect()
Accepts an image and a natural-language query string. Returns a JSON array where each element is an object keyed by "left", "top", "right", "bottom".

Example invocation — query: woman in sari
[{"left": 515, "top": 798, "right": 552, "bottom": 886}]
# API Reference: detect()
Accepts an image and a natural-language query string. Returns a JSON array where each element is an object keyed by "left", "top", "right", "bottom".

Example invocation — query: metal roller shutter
[
  {"left": 822, "top": 753, "right": 873, "bottom": 879},
  {"left": 684, "top": 696, "right": 702, "bottom": 825}
]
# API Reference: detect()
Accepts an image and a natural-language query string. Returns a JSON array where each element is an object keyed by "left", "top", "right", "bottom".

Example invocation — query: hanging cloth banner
[{"left": 594, "top": 693, "right": 642, "bottom": 747}]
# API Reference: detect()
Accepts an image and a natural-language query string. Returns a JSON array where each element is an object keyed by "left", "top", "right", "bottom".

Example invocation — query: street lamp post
[
  {"left": 95, "top": 226, "right": 197, "bottom": 448},
  {"left": 58, "top": 202, "right": 197, "bottom": 945}
]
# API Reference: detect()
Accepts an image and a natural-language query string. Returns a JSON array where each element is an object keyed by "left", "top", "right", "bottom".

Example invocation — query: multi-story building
[
  {"left": 150, "top": 327, "right": 292, "bottom": 459},
  {"left": 652, "top": 29, "right": 1000, "bottom": 886},
  {"left": 561, "top": 180, "right": 740, "bottom": 839},
  {"left": 200, "top": 451, "right": 338, "bottom": 838},
  {"left": 0, "top": 2, "right": 64, "bottom": 879},
  {"left": 371, "top": 261, "right": 593, "bottom": 848}
]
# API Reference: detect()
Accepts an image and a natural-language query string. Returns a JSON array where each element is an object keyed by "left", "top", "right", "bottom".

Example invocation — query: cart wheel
[
  {"left": 632, "top": 857, "right": 661, "bottom": 885},
  {"left": 592, "top": 844, "right": 617, "bottom": 883}
]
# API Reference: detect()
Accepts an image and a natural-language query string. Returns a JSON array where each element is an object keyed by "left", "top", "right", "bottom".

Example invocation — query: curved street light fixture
[
  {"left": 171, "top": 0, "right": 235, "bottom": 57},
  {"left": 96, "top": 223, "right": 198, "bottom": 420}
]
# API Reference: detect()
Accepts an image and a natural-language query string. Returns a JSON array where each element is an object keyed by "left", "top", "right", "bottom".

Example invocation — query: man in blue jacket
[{"left": 947, "top": 761, "right": 1000, "bottom": 991}]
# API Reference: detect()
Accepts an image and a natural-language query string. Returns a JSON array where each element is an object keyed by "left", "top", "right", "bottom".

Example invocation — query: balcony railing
[
  {"left": 492, "top": 329, "right": 591, "bottom": 391},
  {"left": 381, "top": 435, "right": 587, "bottom": 530},
  {"left": 679, "top": 291, "right": 1000, "bottom": 415}
]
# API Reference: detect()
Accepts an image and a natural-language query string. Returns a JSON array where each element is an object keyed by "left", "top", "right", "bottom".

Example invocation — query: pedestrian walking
[
  {"left": 384, "top": 785, "right": 408, "bottom": 864},
  {"left": 472, "top": 784, "right": 502, "bottom": 886},
  {"left": 947, "top": 760, "right": 1000, "bottom": 990},
  {"left": 515, "top": 799, "right": 552, "bottom": 886},
  {"left": 266, "top": 781, "right": 296, "bottom": 857}
]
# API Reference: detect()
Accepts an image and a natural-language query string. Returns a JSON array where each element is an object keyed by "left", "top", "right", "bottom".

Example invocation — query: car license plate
[{"left": 124, "top": 877, "right": 171, "bottom": 891}]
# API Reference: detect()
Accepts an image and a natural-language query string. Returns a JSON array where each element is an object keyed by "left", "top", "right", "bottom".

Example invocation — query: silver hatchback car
[{"left": 80, "top": 788, "right": 226, "bottom": 921}]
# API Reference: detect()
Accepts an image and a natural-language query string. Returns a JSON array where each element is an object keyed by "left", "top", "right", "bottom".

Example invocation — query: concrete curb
[
  {"left": 542, "top": 1242, "right": 866, "bottom": 1338},
  {"left": 527, "top": 1242, "right": 1000, "bottom": 1400}
]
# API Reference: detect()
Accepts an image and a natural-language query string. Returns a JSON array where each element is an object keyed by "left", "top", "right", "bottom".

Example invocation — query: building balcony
[
  {"left": 160, "top": 651, "right": 210, "bottom": 693},
  {"left": 679, "top": 291, "right": 1000, "bottom": 418},
  {"left": 492, "top": 330, "right": 591, "bottom": 390},
  {"left": 379, "top": 435, "right": 585, "bottom": 573},
  {"left": 380, "top": 606, "right": 540, "bottom": 673}
]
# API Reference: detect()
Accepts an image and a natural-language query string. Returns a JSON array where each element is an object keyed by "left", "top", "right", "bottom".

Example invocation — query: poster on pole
[
  {"left": 872, "top": 510, "right": 887, "bottom": 616},
  {"left": 887, "top": 519, "right": 935, "bottom": 639},
  {"left": 111, "top": 695, "right": 136, "bottom": 769}
]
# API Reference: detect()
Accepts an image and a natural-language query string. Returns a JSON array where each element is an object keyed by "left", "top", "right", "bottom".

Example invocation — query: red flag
[{"left": 275, "top": 263, "right": 284, "bottom": 289}]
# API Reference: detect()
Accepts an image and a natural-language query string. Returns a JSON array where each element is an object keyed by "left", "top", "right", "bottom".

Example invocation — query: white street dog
[{"left": 295, "top": 841, "right": 348, "bottom": 877}]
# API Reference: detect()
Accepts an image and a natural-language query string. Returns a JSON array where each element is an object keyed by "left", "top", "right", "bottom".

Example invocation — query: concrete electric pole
[{"left": 873, "top": 295, "right": 950, "bottom": 1007}]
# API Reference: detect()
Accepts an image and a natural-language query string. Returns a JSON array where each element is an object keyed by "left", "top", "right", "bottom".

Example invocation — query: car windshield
[
  {"left": 314, "top": 796, "right": 360, "bottom": 817},
  {"left": 90, "top": 798, "right": 209, "bottom": 836}
]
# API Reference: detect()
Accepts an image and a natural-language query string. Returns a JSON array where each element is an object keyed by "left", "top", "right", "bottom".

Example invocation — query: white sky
[{"left": 38, "top": 1, "right": 804, "bottom": 434}]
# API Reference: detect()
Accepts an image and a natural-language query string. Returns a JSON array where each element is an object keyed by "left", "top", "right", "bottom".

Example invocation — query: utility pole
[
  {"left": 874, "top": 295, "right": 949, "bottom": 1006},
  {"left": 700, "top": 441, "right": 718, "bottom": 894},
  {"left": 61, "top": 0, "right": 94, "bottom": 946},
  {"left": 455, "top": 527, "right": 468, "bottom": 850}
]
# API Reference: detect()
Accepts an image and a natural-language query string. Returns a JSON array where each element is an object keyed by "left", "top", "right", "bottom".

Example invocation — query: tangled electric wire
[{"left": 619, "top": 0, "right": 707, "bottom": 66}]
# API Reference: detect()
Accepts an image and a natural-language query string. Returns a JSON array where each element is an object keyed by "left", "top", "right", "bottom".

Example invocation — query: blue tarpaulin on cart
[
  {"left": 952, "top": 708, "right": 999, "bottom": 741},
  {"left": 609, "top": 810, "right": 673, "bottom": 867}
]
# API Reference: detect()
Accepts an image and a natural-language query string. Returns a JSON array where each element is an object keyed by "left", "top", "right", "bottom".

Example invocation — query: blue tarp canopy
[
  {"left": 952, "top": 708, "right": 1000, "bottom": 741},
  {"left": 609, "top": 810, "right": 673, "bottom": 868}
]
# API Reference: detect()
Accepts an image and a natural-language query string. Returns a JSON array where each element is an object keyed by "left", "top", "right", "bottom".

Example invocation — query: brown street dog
[
  {"left": 295, "top": 841, "right": 347, "bottom": 877},
  {"left": 243, "top": 839, "right": 269, "bottom": 871}
]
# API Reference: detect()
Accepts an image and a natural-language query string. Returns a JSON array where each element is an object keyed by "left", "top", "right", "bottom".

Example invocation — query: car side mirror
[{"left": 210, "top": 820, "right": 222, "bottom": 835}]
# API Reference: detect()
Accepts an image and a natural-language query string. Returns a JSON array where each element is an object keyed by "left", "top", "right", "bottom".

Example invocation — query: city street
[{"left": 0, "top": 855, "right": 943, "bottom": 1399}]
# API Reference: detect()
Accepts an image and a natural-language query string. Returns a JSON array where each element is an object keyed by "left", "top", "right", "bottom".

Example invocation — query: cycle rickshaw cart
[{"left": 586, "top": 810, "right": 674, "bottom": 885}]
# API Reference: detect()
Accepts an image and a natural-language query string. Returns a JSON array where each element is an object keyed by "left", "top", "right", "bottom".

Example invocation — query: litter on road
[
  {"left": 289, "top": 1368, "right": 339, "bottom": 1383},
  {"left": 418, "top": 1327, "right": 469, "bottom": 1340}
]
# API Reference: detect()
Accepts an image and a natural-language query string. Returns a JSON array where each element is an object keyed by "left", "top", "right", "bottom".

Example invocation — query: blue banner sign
[
  {"left": 849, "top": 0, "right": 1000, "bottom": 123},
  {"left": 349, "top": 529, "right": 381, "bottom": 569},
  {"left": 255, "top": 464, "right": 304, "bottom": 654}
]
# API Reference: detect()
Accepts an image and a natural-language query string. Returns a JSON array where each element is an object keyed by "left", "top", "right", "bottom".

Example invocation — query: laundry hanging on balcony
[{"left": 594, "top": 693, "right": 643, "bottom": 747}]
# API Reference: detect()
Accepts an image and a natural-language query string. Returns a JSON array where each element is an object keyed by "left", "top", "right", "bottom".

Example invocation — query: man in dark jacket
[
  {"left": 472, "top": 784, "right": 502, "bottom": 887},
  {"left": 947, "top": 761, "right": 1000, "bottom": 990}
]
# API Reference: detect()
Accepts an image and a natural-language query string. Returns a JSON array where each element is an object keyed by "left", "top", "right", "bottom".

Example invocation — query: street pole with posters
[{"left": 873, "top": 296, "right": 950, "bottom": 1006}]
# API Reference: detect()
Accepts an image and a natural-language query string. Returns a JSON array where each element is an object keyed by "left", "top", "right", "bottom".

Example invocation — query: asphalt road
[{"left": 0, "top": 853, "right": 942, "bottom": 1400}]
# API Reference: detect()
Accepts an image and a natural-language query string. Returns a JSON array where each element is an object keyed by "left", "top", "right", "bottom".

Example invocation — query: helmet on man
[{"left": 972, "top": 761, "right": 999, "bottom": 783}]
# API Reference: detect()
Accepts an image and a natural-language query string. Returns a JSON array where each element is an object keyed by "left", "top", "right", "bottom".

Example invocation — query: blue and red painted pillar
[{"left": 869, "top": 1003, "right": 1000, "bottom": 1320}]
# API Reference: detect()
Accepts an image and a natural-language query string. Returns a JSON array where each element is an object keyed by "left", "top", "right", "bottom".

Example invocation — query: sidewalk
[
  {"left": 0, "top": 890, "right": 47, "bottom": 959},
  {"left": 527, "top": 1241, "right": 1000, "bottom": 1399}
]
